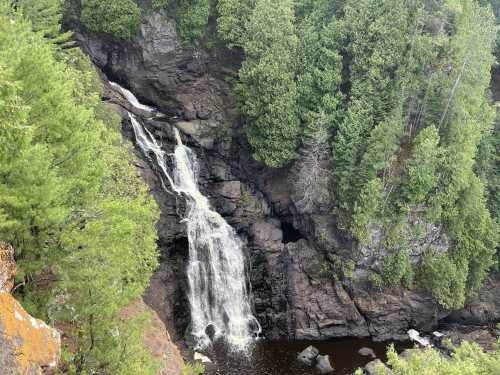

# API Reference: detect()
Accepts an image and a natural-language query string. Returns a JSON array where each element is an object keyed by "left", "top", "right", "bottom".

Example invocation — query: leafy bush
[
  {"left": 176, "top": 0, "right": 210, "bottom": 43},
  {"left": 381, "top": 250, "right": 414, "bottom": 288},
  {"left": 417, "top": 249, "right": 467, "bottom": 309},
  {"left": 368, "top": 342, "right": 500, "bottom": 375},
  {"left": 80, "top": 0, "right": 141, "bottom": 40}
]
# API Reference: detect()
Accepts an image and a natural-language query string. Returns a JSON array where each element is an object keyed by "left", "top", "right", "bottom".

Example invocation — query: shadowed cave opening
[{"left": 281, "top": 221, "right": 303, "bottom": 244}]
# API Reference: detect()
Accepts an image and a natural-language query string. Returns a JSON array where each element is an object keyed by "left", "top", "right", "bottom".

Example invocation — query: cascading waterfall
[{"left": 110, "top": 82, "right": 261, "bottom": 351}]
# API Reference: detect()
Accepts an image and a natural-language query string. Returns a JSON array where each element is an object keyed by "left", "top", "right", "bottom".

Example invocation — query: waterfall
[
  {"left": 111, "top": 82, "right": 260, "bottom": 351},
  {"left": 109, "top": 82, "right": 157, "bottom": 113}
]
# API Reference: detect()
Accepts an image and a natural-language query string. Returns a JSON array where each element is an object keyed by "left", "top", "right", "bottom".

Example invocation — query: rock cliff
[
  {"left": 0, "top": 243, "right": 61, "bottom": 375},
  {"left": 66, "top": 3, "right": 500, "bottom": 345}
]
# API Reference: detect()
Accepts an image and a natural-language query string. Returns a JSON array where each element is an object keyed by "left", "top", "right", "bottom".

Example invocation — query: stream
[{"left": 205, "top": 338, "right": 412, "bottom": 375}]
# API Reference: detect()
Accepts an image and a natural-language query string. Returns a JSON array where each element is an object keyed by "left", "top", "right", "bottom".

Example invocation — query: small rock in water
[
  {"left": 315, "top": 354, "right": 334, "bottom": 374},
  {"left": 194, "top": 352, "right": 212, "bottom": 363},
  {"left": 408, "top": 329, "right": 431, "bottom": 347},
  {"left": 297, "top": 345, "right": 319, "bottom": 366},
  {"left": 364, "top": 359, "right": 390, "bottom": 375},
  {"left": 358, "top": 347, "right": 376, "bottom": 359}
]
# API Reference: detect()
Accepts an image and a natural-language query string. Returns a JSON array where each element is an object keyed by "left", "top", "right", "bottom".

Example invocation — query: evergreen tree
[
  {"left": 216, "top": 0, "right": 254, "bottom": 48},
  {"left": 236, "top": 0, "right": 300, "bottom": 168},
  {"left": 0, "top": 3, "right": 160, "bottom": 372}
]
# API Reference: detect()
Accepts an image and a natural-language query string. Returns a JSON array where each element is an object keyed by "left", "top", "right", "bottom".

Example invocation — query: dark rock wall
[{"left": 68, "top": 6, "right": 500, "bottom": 344}]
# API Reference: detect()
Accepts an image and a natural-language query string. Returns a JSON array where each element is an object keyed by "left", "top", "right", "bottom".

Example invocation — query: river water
[{"left": 205, "top": 338, "right": 411, "bottom": 375}]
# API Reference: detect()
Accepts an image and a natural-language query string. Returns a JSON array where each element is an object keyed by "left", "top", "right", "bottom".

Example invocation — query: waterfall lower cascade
[{"left": 111, "top": 82, "right": 261, "bottom": 351}]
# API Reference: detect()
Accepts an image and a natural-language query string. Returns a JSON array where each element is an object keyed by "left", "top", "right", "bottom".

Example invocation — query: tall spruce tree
[{"left": 236, "top": 0, "right": 300, "bottom": 168}]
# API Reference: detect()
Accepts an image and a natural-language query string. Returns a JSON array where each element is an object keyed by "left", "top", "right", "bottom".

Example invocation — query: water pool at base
[{"left": 205, "top": 338, "right": 412, "bottom": 375}]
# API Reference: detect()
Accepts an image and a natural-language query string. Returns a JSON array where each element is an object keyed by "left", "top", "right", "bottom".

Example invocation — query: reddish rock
[
  {"left": 0, "top": 292, "right": 61, "bottom": 374},
  {"left": 121, "top": 298, "right": 185, "bottom": 375}
]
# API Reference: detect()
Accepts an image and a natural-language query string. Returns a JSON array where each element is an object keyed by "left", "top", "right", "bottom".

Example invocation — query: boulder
[
  {"left": 364, "top": 359, "right": 392, "bottom": 375},
  {"left": 408, "top": 329, "right": 431, "bottom": 347},
  {"left": 315, "top": 354, "right": 334, "bottom": 374},
  {"left": 0, "top": 292, "right": 61, "bottom": 374},
  {"left": 358, "top": 347, "right": 377, "bottom": 359},
  {"left": 194, "top": 352, "right": 212, "bottom": 363},
  {"left": 297, "top": 345, "right": 319, "bottom": 366}
]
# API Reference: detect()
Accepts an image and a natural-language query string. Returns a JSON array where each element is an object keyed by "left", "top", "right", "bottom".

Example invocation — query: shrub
[{"left": 80, "top": 0, "right": 141, "bottom": 40}]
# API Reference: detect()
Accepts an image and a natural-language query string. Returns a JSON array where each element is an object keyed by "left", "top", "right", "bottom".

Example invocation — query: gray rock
[
  {"left": 297, "top": 345, "right": 319, "bottom": 366},
  {"left": 364, "top": 359, "right": 391, "bottom": 375},
  {"left": 315, "top": 354, "right": 334, "bottom": 374},
  {"left": 213, "top": 181, "right": 241, "bottom": 200},
  {"left": 358, "top": 347, "right": 376, "bottom": 359}
]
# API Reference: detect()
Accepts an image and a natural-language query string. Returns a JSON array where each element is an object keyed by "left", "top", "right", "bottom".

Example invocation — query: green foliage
[
  {"left": 0, "top": 3, "right": 159, "bottom": 373},
  {"left": 80, "top": 0, "right": 141, "bottom": 40},
  {"left": 481, "top": 0, "right": 500, "bottom": 60},
  {"left": 183, "top": 362, "right": 206, "bottom": 375},
  {"left": 216, "top": 0, "right": 254, "bottom": 47},
  {"left": 405, "top": 126, "right": 440, "bottom": 204},
  {"left": 476, "top": 107, "right": 500, "bottom": 267},
  {"left": 152, "top": 0, "right": 170, "bottom": 9},
  {"left": 295, "top": 7, "right": 344, "bottom": 136},
  {"left": 175, "top": 0, "right": 211, "bottom": 43},
  {"left": 417, "top": 249, "right": 467, "bottom": 309},
  {"left": 352, "top": 178, "right": 384, "bottom": 245},
  {"left": 236, "top": 0, "right": 300, "bottom": 168},
  {"left": 380, "top": 250, "right": 414, "bottom": 289},
  {"left": 376, "top": 342, "right": 500, "bottom": 375},
  {"left": 15, "top": 0, "right": 64, "bottom": 38},
  {"left": 332, "top": 0, "right": 420, "bottom": 208}
]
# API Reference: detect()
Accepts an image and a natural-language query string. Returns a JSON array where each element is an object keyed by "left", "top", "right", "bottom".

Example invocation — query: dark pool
[{"left": 205, "top": 338, "right": 412, "bottom": 375}]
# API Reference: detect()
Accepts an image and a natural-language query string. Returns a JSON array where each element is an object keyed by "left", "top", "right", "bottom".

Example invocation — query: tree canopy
[{"left": 0, "top": 2, "right": 159, "bottom": 372}]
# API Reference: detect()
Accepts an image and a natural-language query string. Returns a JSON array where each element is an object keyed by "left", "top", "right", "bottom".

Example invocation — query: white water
[
  {"left": 109, "top": 81, "right": 157, "bottom": 113},
  {"left": 127, "top": 109, "right": 260, "bottom": 351}
]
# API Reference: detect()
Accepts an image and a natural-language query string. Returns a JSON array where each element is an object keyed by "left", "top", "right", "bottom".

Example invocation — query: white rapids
[
  {"left": 109, "top": 81, "right": 157, "bottom": 113},
  {"left": 112, "top": 81, "right": 261, "bottom": 351}
]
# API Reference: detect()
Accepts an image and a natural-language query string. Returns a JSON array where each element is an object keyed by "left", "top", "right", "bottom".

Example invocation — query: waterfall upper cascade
[{"left": 110, "top": 82, "right": 261, "bottom": 351}]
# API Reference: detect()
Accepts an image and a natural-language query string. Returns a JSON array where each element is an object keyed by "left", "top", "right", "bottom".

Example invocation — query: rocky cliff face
[
  {"left": 0, "top": 243, "right": 61, "bottom": 375},
  {"left": 67, "top": 4, "right": 500, "bottom": 345}
]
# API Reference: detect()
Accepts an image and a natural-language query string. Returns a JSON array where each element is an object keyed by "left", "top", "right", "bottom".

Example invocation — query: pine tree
[{"left": 236, "top": 0, "right": 300, "bottom": 168}]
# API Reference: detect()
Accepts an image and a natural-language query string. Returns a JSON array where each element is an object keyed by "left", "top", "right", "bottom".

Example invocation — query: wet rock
[
  {"left": 0, "top": 243, "right": 15, "bottom": 293},
  {"left": 408, "top": 329, "right": 431, "bottom": 347},
  {"left": 297, "top": 345, "right": 319, "bottom": 366},
  {"left": 286, "top": 240, "right": 369, "bottom": 339},
  {"left": 315, "top": 354, "right": 334, "bottom": 374},
  {"left": 364, "top": 359, "right": 392, "bottom": 375},
  {"left": 358, "top": 347, "right": 376, "bottom": 359},
  {"left": 351, "top": 287, "right": 440, "bottom": 341},
  {"left": 120, "top": 298, "right": 184, "bottom": 375},
  {"left": 213, "top": 181, "right": 241, "bottom": 200},
  {"left": 194, "top": 352, "right": 212, "bottom": 363}
]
